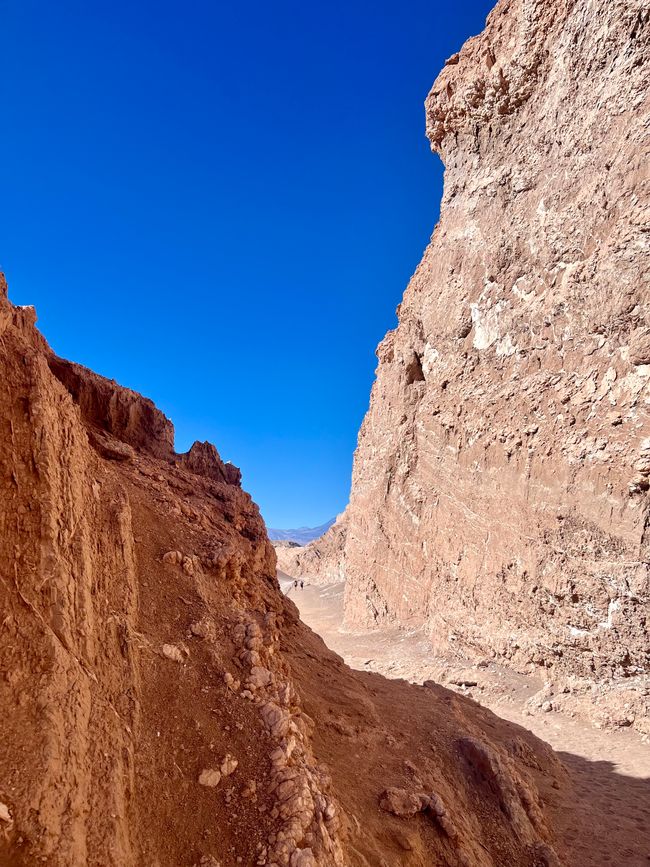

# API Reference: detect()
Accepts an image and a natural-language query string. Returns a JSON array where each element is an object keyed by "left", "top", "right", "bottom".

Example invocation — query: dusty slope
[
  {"left": 344, "top": 0, "right": 650, "bottom": 683},
  {"left": 275, "top": 512, "right": 348, "bottom": 585},
  {"left": 289, "top": 580, "right": 650, "bottom": 867},
  {"left": 0, "top": 278, "right": 588, "bottom": 866}
]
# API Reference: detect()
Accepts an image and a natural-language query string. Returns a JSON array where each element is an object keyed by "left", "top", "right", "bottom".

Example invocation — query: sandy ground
[{"left": 283, "top": 578, "right": 650, "bottom": 865}]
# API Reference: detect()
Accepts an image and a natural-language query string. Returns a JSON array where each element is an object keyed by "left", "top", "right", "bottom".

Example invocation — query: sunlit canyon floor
[{"left": 281, "top": 577, "right": 650, "bottom": 866}]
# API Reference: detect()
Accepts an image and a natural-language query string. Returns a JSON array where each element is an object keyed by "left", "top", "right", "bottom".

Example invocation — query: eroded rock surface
[
  {"left": 343, "top": 0, "right": 650, "bottom": 684},
  {"left": 0, "top": 280, "right": 585, "bottom": 865}
]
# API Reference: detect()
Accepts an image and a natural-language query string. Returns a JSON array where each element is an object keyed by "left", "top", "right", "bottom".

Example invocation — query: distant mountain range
[{"left": 267, "top": 518, "right": 335, "bottom": 545}]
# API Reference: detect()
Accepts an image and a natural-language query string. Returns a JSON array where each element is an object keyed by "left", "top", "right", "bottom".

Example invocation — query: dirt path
[{"left": 284, "top": 579, "right": 650, "bottom": 865}]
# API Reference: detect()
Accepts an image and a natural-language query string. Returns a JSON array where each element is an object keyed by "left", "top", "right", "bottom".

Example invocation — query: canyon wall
[
  {"left": 0, "top": 276, "right": 580, "bottom": 865},
  {"left": 344, "top": 0, "right": 650, "bottom": 679}
]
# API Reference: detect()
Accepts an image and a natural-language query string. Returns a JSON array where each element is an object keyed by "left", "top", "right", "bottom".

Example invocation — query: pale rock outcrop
[
  {"left": 343, "top": 0, "right": 650, "bottom": 683},
  {"left": 274, "top": 511, "right": 348, "bottom": 585}
]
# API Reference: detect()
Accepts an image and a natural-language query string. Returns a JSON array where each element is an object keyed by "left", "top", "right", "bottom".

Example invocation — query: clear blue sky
[{"left": 1, "top": 0, "right": 494, "bottom": 528}]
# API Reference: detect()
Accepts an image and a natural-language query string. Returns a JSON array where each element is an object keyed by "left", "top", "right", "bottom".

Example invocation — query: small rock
[
  {"left": 449, "top": 676, "right": 478, "bottom": 688},
  {"left": 247, "top": 666, "right": 273, "bottom": 690},
  {"left": 242, "top": 780, "right": 257, "bottom": 799},
  {"left": 220, "top": 754, "right": 238, "bottom": 776},
  {"left": 239, "top": 650, "right": 261, "bottom": 667},
  {"left": 162, "top": 550, "right": 183, "bottom": 565},
  {"left": 88, "top": 429, "right": 135, "bottom": 461},
  {"left": 198, "top": 768, "right": 221, "bottom": 788},
  {"left": 541, "top": 701, "right": 553, "bottom": 713},
  {"left": 290, "top": 849, "right": 316, "bottom": 867},
  {"left": 270, "top": 746, "right": 287, "bottom": 768},
  {"left": 191, "top": 620, "right": 209, "bottom": 638},
  {"left": 379, "top": 788, "right": 430, "bottom": 817},
  {"left": 0, "top": 802, "right": 12, "bottom": 823},
  {"left": 223, "top": 672, "right": 240, "bottom": 692},
  {"left": 162, "top": 644, "right": 184, "bottom": 663}
]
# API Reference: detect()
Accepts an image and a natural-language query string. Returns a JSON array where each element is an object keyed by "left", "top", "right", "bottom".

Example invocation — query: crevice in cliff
[{"left": 404, "top": 351, "right": 425, "bottom": 385}]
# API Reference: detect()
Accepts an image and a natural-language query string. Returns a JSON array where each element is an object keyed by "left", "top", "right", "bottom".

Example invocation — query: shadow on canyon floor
[
  {"left": 553, "top": 751, "right": 650, "bottom": 866},
  {"left": 285, "top": 579, "right": 650, "bottom": 866}
]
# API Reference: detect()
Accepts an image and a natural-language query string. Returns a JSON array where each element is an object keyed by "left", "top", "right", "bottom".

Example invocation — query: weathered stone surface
[
  {"left": 178, "top": 440, "right": 242, "bottom": 486},
  {"left": 48, "top": 355, "right": 175, "bottom": 459},
  {"left": 0, "top": 274, "right": 579, "bottom": 865},
  {"left": 2, "top": 1, "right": 645, "bottom": 860},
  {"left": 344, "top": 0, "right": 650, "bottom": 680},
  {"left": 379, "top": 788, "right": 430, "bottom": 817},
  {"left": 87, "top": 427, "right": 136, "bottom": 461},
  {"left": 198, "top": 769, "right": 222, "bottom": 788}
]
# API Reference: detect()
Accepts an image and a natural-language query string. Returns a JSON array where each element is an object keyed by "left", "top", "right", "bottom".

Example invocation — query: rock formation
[
  {"left": 343, "top": 0, "right": 650, "bottom": 687},
  {"left": 0, "top": 276, "right": 590, "bottom": 865},
  {"left": 275, "top": 512, "right": 348, "bottom": 585}
]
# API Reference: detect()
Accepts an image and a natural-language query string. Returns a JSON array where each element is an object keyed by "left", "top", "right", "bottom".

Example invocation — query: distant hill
[
  {"left": 274, "top": 510, "right": 348, "bottom": 585},
  {"left": 267, "top": 518, "right": 335, "bottom": 545}
]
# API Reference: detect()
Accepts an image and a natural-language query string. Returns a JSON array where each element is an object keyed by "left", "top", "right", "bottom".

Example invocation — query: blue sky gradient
[{"left": 1, "top": 0, "right": 494, "bottom": 527}]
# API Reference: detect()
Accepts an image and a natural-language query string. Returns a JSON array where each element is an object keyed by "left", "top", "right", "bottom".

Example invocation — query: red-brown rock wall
[{"left": 0, "top": 282, "right": 580, "bottom": 865}]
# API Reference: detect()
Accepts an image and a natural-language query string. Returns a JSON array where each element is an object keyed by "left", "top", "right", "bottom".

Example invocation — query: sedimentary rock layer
[
  {"left": 0, "top": 277, "right": 579, "bottom": 865},
  {"left": 344, "top": 0, "right": 650, "bottom": 680}
]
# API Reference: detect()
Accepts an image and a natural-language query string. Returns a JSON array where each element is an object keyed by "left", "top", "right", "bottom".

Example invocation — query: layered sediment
[{"left": 343, "top": 0, "right": 650, "bottom": 682}]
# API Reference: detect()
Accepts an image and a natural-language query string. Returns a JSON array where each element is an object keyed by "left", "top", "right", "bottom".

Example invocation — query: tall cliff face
[
  {"left": 0, "top": 279, "right": 583, "bottom": 865},
  {"left": 344, "top": 0, "right": 650, "bottom": 679}
]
